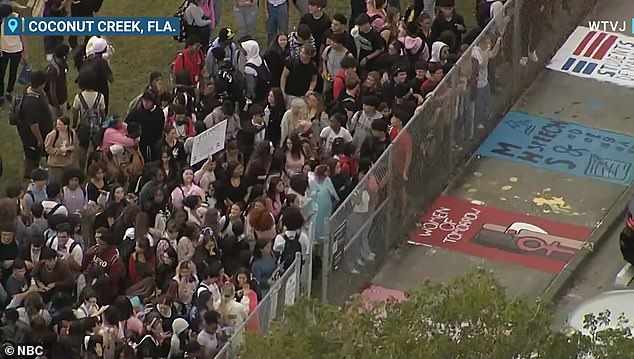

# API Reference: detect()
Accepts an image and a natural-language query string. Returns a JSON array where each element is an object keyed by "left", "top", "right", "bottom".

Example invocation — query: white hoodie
[
  {"left": 168, "top": 318, "right": 190, "bottom": 359},
  {"left": 430, "top": 41, "right": 449, "bottom": 66}
]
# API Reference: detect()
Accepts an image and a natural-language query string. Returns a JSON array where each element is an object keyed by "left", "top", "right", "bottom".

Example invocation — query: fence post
[
  {"left": 294, "top": 252, "right": 302, "bottom": 302},
  {"left": 304, "top": 242, "right": 313, "bottom": 298},
  {"left": 512, "top": 0, "right": 522, "bottom": 95},
  {"left": 321, "top": 220, "right": 330, "bottom": 302}
]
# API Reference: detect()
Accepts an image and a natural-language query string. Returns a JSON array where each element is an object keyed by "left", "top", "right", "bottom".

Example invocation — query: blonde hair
[
  {"left": 290, "top": 98, "right": 308, "bottom": 123},
  {"left": 219, "top": 283, "right": 236, "bottom": 326}
]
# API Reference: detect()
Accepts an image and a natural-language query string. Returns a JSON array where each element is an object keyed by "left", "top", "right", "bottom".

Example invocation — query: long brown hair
[
  {"left": 267, "top": 32, "right": 288, "bottom": 55},
  {"left": 248, "top": 197, "right": 275, "bottom": 231}
]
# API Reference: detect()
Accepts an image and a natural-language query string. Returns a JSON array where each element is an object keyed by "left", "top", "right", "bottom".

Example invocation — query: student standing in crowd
[
  {"left": 0, "top": 0, "right": 487, "bottom": 354},
  {"left": 17, "top": 71, "right": 53, "bottom": 179},
  {"left": 0, "top": 4, "right": 26, "bottom": 106}
]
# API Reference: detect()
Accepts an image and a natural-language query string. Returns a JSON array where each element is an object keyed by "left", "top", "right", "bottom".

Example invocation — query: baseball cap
[
  {"left": 91, "top": 38, "right": 108, "bottom": 54},
  {"left": 219, "top": 28, "right": 235, "bottom": 42}
]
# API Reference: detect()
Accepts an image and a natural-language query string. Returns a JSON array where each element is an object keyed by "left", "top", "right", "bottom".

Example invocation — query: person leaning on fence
[{"left": 273, "top": 206, "right": 309, "bottom": 270}]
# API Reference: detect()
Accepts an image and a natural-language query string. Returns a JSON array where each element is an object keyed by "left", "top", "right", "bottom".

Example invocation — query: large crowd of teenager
[{"left": 0, "top": 0, "right": 505, "bottom": 357}]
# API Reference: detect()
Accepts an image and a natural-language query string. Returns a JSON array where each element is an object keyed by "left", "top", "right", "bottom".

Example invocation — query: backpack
[
  {"left": 369, "top": 13, "right": 384, "bottom": 27},
  {"left": 46, "top": 235, "right": 81, "bottom": 257},
  {"left": 190, "top": 283, "right": 210, "bottom": 306},
  {"left": 127, "top": 93, "right": 143, "bottom": 116},
  {"left": 216, "top": 65, "right": 245, "bottom": 103},
  {"left": 405, "top": 42, "right": 427, "bottom": 69},
  {"left": 76, "top": 92, "right": 102, "bottom": 146},
  {"left": 9, "top": 92, "right": 31, "bottom": 126},
  {"left": 45, "top": 203, "right": 64, "bottom": 220},
  {"left": 245, "top": 61, "right": 271, "bottom": 103},
  {"left": 280, "top": 233, "right": 303, "bottom": 270},
  {"left": 26, "top": 190, "right": 36, "bottom": 204},
  {"left": 45, "top": 59, "right": 63, "bottom": 94},
  {"left": 173, "top": 0, "right": 188, "bottom": 42}
]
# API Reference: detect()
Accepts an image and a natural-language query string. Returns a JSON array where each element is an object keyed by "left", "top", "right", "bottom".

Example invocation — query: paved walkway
[{"left": 364, "top": 0, "right": 634, "bottom": 306}]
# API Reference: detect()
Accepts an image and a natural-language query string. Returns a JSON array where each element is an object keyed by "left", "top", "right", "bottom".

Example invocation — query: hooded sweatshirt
[
  {"left": 82, "top": 244, "right": 125, "bottom": 304},
  {"left": 332, "top": 68, "right": 349, "bottom": 101},
  {"left": 429, "top": 41, "right": 449, "bottom": 66},
  {"left": 490, "top": 1, "right": 508, "bottom": 35},
  {"left": 399, "top": 34, "right": 430, "bottom": 64},
  {"left": 242, "top": 40, "right": 267, "bottom": 101},
  {"left": 168, "top": 318, "right": 190, "bottom": 359},
  {"left": 173, "top": 47, "right": 206, "bottom": 87}
]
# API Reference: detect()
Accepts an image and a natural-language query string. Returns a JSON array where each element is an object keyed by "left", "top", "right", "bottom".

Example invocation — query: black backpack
[
  {"left": 280, "top": 233, "right": 303, "bottom": 270},
  {"left": 173, "top": 0, "right": 188, "bottom": 42},
  {"left": 245, "top": 61, "right": 272, "bottom": 103},
  {"left": 76, "top": 92, "right": 103, "bottom": 146},
  {"left": 369, "top": 13, "right": 384, "bottom": 27},
  {"left": 9, "top": 92, "right": 34, "bottom": 126},
  {"left": 216, "top": 65, "right": 245, "bottom": 103}
]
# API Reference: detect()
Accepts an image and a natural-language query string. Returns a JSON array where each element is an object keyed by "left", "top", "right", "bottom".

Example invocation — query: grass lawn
[{"left": 0, "top": 0, "right": 475, "bottom": 194}]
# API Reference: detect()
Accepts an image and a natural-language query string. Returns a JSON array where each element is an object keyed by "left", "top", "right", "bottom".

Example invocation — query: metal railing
[
  {"left": 320, "top": 0, "right": 599, "bottom": 304},
  {"left": 213, "top": 199, "right": 318, "bottom": 358},
  {"left": 214, "top": 252, "right": 303, "bottom": 358}
]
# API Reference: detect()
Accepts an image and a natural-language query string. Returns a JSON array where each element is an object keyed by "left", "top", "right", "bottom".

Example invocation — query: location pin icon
[{"left": 7, "top": 18, "right": 18, "bottom": 33}]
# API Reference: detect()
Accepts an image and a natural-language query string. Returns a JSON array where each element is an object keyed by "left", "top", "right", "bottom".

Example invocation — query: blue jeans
[
  {"left": 267, "top": 2, "right": 289, "bottom": 44},
  {"left": 235, "top": 5, "right": 258, "bottom": 38},
  {"left": 214, "top": 0, "right": 222, "bottom": 29}
]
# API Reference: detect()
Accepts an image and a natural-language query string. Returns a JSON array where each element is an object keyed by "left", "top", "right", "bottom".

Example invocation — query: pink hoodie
[
  {"left": 100, "top": 123, "right": 140, "bottom": 153},
  {"left": 200, "top": 0, "right": 215, "bottom": 30},
  {"left": 398, "top": 35, "right": 430, "bottom": 63}
]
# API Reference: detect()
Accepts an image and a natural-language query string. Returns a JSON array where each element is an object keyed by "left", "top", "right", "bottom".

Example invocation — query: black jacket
[
  {"left": 430, "top": 12, "right": 467, "bottom": 46},
  {"left": 126, "top": 103, "right": 165, "bottom": 149}
]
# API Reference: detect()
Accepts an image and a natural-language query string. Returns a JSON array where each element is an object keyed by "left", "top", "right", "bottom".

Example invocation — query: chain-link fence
[
  {"left": 214, "top": 252, "right": 302, "bottom": 358},
  {"left": 213, "top": 197, "right": 319, "bottom": 358},
  {"left": 320, "top": 0, "right": 599, "bottom": 304}
]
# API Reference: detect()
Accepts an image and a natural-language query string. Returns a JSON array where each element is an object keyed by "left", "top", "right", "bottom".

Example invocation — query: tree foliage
[{"left": 240, "top": 268, "right": 634, "bottom": 358}]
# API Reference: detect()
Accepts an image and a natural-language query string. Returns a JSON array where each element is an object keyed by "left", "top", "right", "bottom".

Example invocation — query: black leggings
[{"left": 0, "top": 51, "right": 22, "bottom": 96}]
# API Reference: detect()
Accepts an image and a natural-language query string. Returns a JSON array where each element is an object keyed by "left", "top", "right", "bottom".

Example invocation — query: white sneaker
[
  {"left": 529, "top": 50, "right": 539, "bottom": 62},
  {"left": 351, "top": 267, "right": 360, "bottom": 274},
  {"left": 365, "top": 253, "right": 376, "bottom": 261},
  {"left": 357, "top": 258, "right": 365, "bottom": 267},
  {"left": 520, "top": 57, "right": 528, "bottom": 66}
]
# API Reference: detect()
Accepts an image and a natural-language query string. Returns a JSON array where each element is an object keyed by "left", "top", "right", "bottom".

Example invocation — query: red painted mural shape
[{"left": 408, "top": 196, "right": 593, "bottom": 274}]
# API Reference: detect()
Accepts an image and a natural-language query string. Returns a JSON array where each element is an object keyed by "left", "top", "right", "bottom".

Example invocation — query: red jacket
[
  {"left": 82, "top": 245, "right": 125, "bottom": 304},
  {"left": 333, "top": 69, "right": 347, "bottom": 101},
  {"left": 128, "top": 254, "right": 156, "bottom": 284},
  {"left": 339, "top": 155, "right": 359, "bottom": 180},
  {"left": 420, "top": 78, "right": 440, "bottom": 97},
  {"left": 173, "top": 49, "right": 205, "bottom": 87}
]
